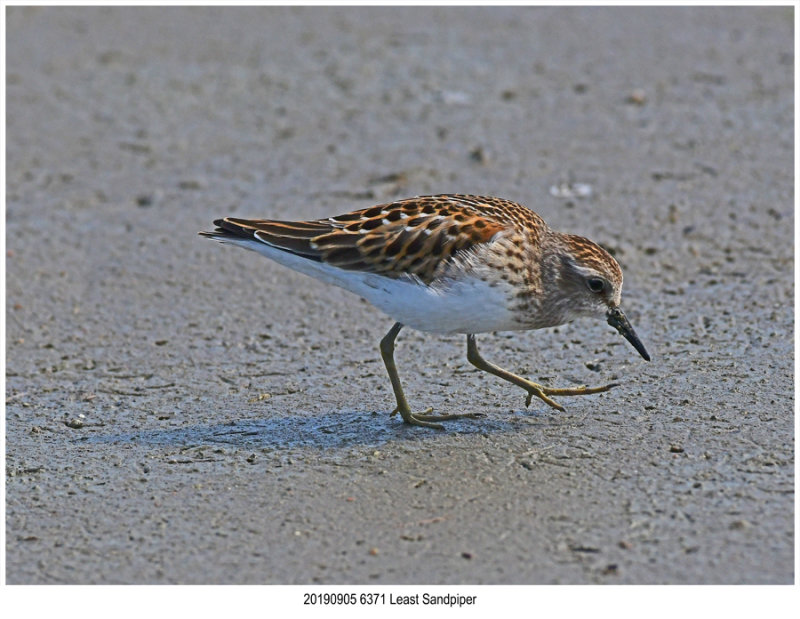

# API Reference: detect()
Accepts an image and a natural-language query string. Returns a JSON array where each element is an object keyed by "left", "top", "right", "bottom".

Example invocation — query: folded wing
[{"left": 201, "top": 195, "right": 511, "bottom": 283}]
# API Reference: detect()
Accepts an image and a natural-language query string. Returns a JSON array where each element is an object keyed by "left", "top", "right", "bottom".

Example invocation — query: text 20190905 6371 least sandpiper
[{"left": 201, "top": 194, "right": 650, "bottom": 429}]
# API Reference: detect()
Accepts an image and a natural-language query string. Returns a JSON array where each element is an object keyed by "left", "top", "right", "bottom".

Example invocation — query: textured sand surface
[{"left": 5, "top": 7, "right": 793, "bottom": 584}]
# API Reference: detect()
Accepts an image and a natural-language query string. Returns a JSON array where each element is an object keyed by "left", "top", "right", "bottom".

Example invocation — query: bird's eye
[{"left": 587, "top": 277, "right": 606, "bottom": 293}]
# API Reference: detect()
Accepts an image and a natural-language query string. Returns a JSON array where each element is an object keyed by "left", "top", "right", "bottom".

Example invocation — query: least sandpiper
[{"left": 201, "top": 194, "right": 649, "bottom": 429}]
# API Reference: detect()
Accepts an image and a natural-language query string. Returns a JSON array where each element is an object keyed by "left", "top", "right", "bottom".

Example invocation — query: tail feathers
[{"left": 201, "top": 217, "right": 333, "bottom": 261}]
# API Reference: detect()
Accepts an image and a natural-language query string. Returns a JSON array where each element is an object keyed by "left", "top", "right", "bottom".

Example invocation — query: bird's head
[{"left": 548, "top": 233, "right": 650, "bottom": 361}]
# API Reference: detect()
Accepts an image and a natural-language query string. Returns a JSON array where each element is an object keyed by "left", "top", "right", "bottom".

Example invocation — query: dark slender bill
[{"left": 606, "top": 308, "right": 650, "bottom": 361}]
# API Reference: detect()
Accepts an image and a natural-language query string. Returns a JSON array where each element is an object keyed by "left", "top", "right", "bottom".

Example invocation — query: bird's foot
[
  {"left": 523, "top": 382, "right": 619, "bottom": 410},
  {"left": 391, "top": 406, "right": 484, "bottom": 430}
]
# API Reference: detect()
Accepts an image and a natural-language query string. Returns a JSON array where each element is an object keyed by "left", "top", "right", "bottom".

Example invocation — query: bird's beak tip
[{"left": 607, "top": 307, "right": 650, "bottom": 362}]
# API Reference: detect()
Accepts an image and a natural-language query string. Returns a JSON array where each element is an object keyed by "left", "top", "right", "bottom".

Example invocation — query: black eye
[{"left": 587, "top": 277, "right": 606, "bottom": 293}]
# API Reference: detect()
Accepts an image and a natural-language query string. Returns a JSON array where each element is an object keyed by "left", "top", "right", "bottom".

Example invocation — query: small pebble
[
  {"left": 627, "top": 89, "right": 647, "bottom": 105},
  {"left": 469, "top": 146, "right": 486, "bottom": 164}
]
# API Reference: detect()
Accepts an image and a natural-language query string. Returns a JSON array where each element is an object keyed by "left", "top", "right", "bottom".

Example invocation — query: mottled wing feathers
[{"left": 206, "top": 195, "right": 536, "bottom": 283}]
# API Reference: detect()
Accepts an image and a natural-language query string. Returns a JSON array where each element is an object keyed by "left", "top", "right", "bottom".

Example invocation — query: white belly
[
  {"left": 217, "top": 238, "right": 517, "bottom": 334},
  {"left": 358, "top": 271, "right": 517, "bottom": 334}
]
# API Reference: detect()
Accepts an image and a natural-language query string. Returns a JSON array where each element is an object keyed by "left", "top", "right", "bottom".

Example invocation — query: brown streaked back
[{"left": 204, "top": 195, "right": 539, "bottom": 283}]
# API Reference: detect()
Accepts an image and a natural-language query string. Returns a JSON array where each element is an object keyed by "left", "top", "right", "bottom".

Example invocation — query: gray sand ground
[{"left": 5, "top": 7, "right": 793, "bottom": 584}]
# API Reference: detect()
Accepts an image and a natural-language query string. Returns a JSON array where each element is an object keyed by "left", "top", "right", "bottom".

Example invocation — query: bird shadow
[{"left": 79, "top": 408, "right": 545, "bottom": 451}]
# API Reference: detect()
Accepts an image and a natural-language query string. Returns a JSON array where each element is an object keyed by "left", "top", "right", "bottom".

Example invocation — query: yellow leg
[
  {"left": 466, "top": 334, "right": 617, "bottom": 411},
  {"left": 380, "top": 323, "right": 482, "bottom": 429}
]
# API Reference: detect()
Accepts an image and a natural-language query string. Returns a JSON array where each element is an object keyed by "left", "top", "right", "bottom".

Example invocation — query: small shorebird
[{"left": 201, "top": 194, "right": 650, "bottom": 429}]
